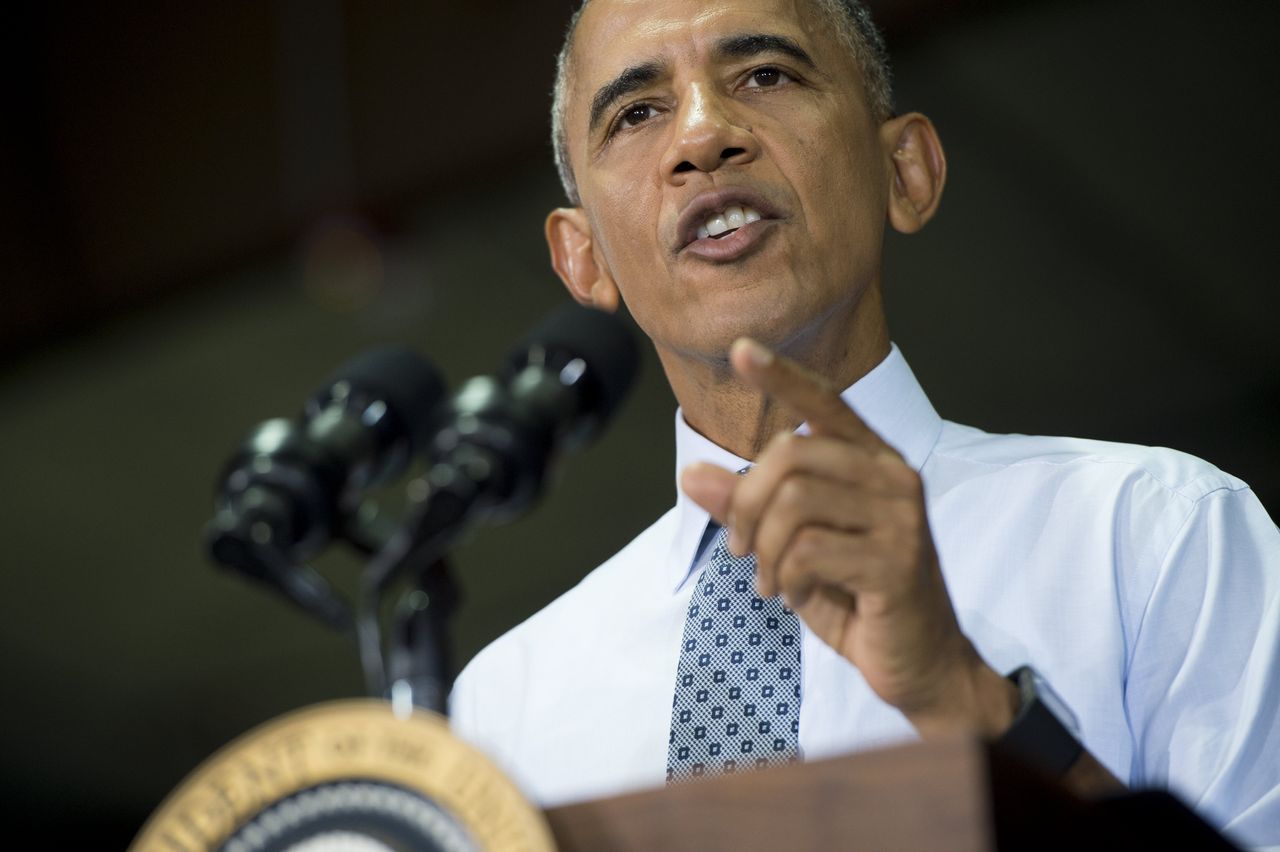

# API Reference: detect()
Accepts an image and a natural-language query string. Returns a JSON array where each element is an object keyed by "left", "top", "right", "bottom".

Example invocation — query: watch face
[{"left": 1025, "top": 667, "right": 1081, "bottom": 737}]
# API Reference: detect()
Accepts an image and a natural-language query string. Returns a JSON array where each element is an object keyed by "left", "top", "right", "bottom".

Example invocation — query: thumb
[{"left": 680, "top": 462, "right": 738, "bottom": 525}]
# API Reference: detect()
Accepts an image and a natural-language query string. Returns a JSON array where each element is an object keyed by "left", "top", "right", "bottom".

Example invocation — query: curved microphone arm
[{"left": 207, "top": 303, "right": 638, "bottom": 716}]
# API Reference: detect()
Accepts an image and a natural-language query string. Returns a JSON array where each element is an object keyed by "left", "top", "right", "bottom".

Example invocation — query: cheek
[
  {"left": 802, "top": 122, "right": 886, "bottom": 250},
  {"left": 585, "top": 204, "right": 696, "bottom": 354},
  {"left": 586, "top": 186, "right": 668, "bottom": 307}
]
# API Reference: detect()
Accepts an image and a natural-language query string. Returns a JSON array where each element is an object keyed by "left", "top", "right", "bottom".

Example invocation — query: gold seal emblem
[{"left": 131, "top": 699, "right": 555, "bottom": 851}]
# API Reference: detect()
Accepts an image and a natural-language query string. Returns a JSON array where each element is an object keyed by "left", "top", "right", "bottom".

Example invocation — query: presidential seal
[{"left": 131, "top": 700, "right": 554, "bottom": 852}]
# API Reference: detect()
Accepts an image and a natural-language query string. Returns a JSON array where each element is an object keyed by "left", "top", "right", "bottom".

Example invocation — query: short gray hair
[{"left": 550, "top": 0, "right": 895, "bottom": 205}]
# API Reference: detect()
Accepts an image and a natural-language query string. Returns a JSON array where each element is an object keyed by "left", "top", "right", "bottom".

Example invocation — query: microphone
[
  {"left": 434, "top": 302, "right": 638, "bottom": 516},
  {"left": 368, "top": 303, "right": 639, "bottom": 588},
  {"left": 207, "top": 346, "right": 445, "bottom": 625}
]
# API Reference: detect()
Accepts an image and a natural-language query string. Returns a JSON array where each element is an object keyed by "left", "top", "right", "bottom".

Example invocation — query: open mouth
[
  {"left": 675, "top": 188, "right": 782, "bottom": 258},
  {"left": 696, "top": 205, "right": 764, "bottom": 241}
]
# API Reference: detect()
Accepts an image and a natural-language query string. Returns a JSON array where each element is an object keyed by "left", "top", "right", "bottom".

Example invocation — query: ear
[
  {"left": 881, "top": 113, "right": 946, "bottom": 235},
  {"left": 545, "top": 207, "right": 621, "bottom": 312}
]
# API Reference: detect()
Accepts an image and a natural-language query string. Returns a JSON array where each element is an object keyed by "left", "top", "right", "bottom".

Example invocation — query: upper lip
[{"left": 673, "top": 186, "right": 785, "bottom": 252}]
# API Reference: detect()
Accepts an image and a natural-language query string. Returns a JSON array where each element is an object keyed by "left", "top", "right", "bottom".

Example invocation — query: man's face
[{"left": 561, "top": 0, "right": 893, "bottom": 365}]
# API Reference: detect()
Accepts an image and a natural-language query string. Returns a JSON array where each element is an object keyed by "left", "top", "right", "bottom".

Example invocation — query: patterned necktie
[{"left": 667, "top": 524, "right": 802, "bottom": 783}]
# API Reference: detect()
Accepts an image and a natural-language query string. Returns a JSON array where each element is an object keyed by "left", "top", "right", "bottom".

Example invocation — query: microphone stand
[
  {"left": 346, "top": 500, "right": 463, "bottom": 716},
  {"left": 354, "top": 437, "right": 520, "bottom": 712},
  {"left": 210, "top": 494, "right": 464, "bottom": 717},
  {"left": 383, "top": 560, "right": 459, "bottom": 717}
]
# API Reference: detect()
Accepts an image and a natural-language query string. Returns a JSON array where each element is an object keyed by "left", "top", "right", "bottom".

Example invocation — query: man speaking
[{"left": 450, "top": 0, "right": 1280, "bottom": 846}]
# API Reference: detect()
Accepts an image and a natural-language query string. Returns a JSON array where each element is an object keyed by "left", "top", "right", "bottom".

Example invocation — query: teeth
[{"left": 699, "top": 205, "right": 763, "bottom": 239}]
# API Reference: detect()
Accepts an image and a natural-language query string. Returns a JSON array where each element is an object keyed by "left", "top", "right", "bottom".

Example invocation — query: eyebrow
[
  {"left": 713, "top": 33, "right": 816, "bottom": 70},
  {"left": 588, "top": 61, "right": 663, "bottom": 135},
  {"left": 585, "top": 33, "right": 817, "bottom": 136}
]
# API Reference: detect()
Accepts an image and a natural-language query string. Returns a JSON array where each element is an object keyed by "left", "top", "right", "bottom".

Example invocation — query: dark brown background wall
[{"left": 1, "top": 1, "right": 1276, "bottom": 845}]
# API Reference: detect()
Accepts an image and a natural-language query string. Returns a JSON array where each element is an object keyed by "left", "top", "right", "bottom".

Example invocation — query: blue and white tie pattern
[{"left": 667, "top": 525, "right": 802, "bottom": 782}]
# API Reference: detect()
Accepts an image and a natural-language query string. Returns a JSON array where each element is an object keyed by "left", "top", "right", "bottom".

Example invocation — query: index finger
[{"left": 730, "top": 337, "right": 894, "bottom": 455}]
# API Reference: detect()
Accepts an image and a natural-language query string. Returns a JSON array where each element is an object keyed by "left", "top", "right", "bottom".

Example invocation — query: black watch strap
[{"left": 996, "top": 665, "right": 1083, "bottom": 777}]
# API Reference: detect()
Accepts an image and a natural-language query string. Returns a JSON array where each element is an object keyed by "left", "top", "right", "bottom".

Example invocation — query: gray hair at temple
[{"left": 549, "top": 0, "right": 896, "bottom": 206}]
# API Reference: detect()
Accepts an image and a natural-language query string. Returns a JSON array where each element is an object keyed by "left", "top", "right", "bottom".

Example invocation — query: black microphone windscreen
[
  {"left": 312, "top": 346, "right": 445, "bottom": 450},
  {"left": 509, "top": 303, "right": 639, "bottom": 422}
]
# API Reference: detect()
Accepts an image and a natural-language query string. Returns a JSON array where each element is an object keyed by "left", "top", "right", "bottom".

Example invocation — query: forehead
[{"left": 570, "top": 0, "right": 832, "bottom": 99}]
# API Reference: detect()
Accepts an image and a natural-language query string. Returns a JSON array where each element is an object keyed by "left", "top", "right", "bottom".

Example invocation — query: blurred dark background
[{"left": 1, "top": 0, "right": 1276, "bottom": 845}]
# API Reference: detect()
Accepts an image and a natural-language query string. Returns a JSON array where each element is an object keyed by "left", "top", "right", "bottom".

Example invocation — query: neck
[{"left": 659, "top": 288, "right": 891, "bottom": 460}]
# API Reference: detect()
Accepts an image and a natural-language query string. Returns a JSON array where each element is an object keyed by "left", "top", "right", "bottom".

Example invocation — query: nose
[{"left": 660, "top": 82, "right": 758, "bottom": 184}]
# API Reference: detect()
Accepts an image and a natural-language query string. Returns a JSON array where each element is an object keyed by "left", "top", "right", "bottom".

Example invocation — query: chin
[{"left": 680, "top": 310, "right": 801, "bottom": 363}]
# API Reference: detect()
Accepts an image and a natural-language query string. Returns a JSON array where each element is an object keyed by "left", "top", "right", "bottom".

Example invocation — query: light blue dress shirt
[{"left": 450, "top": 345, "right": 1279, "bottom": 850}]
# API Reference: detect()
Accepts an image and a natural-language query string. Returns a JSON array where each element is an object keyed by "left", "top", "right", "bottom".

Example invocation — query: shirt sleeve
[
  {"left": 447, "top": 640, "right": 542, "bottom": 800},
  {"left": 447, "top": 651, "right": 509, "bottom": 762},
  {"left": 1124, "top": 485, "right": 1280, "bottom": 851},
  {"left": 447, "top": 663, "right": 478, "bottom": 740}
]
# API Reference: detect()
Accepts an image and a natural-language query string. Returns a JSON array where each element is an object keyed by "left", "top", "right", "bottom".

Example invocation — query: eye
[
  {"left": 744, "top": 67, "right": 792, "bottom": 89},
  {"left": 615, "top": 102, "right": 657, "bottom": 132}
]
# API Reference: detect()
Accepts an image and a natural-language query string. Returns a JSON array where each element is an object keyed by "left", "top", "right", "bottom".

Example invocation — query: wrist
[{"left": 905, "top": 651, "right": 1019, "bottom": 740}]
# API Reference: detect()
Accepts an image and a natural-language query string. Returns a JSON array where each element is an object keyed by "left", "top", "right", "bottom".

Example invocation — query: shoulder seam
[{"left": 930, "top": 442, "right": 1245, "bottom": 503}]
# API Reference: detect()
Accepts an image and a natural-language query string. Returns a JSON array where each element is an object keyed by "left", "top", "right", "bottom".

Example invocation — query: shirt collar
[{"left": 666, "top": 343, "right": 943, "bottom": 593}]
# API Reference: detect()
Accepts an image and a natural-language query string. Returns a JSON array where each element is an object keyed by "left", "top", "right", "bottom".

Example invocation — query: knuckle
[
  {"left": 869, "top": 521, "right": 896, "bottom": 549},
  {"left": 776, "top": 475, "right": 808, "bottom": 511},
  {"left": 790, "top": 526, "right": 825, "bottom": 567},
  {"left": 836, "top": 446, "right": 869, "bottom": 480},
  {"left": 778, "top": 553, "right": 812, "bottom": 593}
]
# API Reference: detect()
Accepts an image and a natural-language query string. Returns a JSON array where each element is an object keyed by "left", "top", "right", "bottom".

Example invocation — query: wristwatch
[{"left": 996, "top": 665, "right": 1083, "bottom": 777}]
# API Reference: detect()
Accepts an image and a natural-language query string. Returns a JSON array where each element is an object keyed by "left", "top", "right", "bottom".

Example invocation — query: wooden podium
[
  {"left": 543, "top": 738, "right": 1241, "bottom": 851},
  {"left": 130, "top": 704, "right": 1243, "bottom": 850}
]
